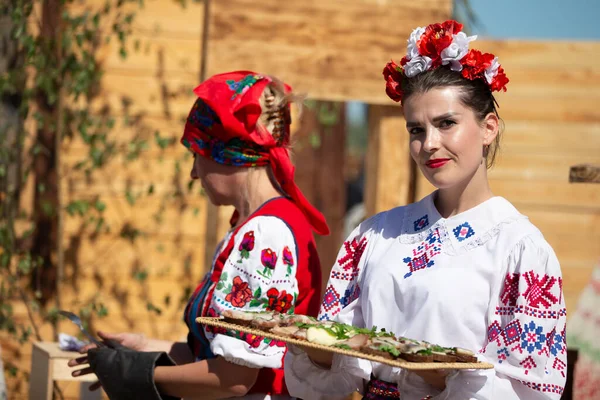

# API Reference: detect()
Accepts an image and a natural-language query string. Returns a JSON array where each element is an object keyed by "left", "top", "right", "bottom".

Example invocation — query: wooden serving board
[{"left": 196, "top": 317, "right": 494, "bottom": 371}]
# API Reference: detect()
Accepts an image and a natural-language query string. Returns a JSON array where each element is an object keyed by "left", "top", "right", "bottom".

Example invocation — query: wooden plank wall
[
  {"left": 5, "top": 1, "right": 207, "bottom": 398},
  {"left": 205, "top": 0, "right": 451, "bottom": 103}
]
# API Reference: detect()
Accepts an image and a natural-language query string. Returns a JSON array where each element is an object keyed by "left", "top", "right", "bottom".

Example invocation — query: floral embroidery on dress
[
  {"left": 501, "top": 272, "right": 521, "bottom": 306},
  {"left": 320, "top": 285, "right": 341, "bottom": 319},
  {"left": 523, "top": 271, "right": 559, "bottom": 309},
  {"left": 266, "top": 288, "right": 294, "bottom": 313},
  {"left": 413, "top": 214, "right": 429, "bottom": 231},
  {"left": 244, "top": 333, "right": 264, "bottom": 348},
  {"left": 452, "top": 221, "right": 475, "bottom": 242},
  {"left": 259, "top": 248, "right": 278, "bottom": 278},
  {"left": 340, "top": 282, "right": 360, "bottom": 308},
  {"left": 225, "top": 276, "right": 253, "bottom": 307},
  {"left": 546, "top": 327, "right": 564, "bottom": 357},
  {"left": 337, "top": 237, "right": 368, "bottom": 272},
  {"left": 521, "top": 321, "right": 546, "bottom": 354},
  {"left": 282, "top": 246, "right": 294, "bottom": 277},
  {"left": 238, "top": 231, "right": 255, "bottom": 262},
  {"left": 520, "top": 355, "right": 538, "bottom": 375},
  {"left": 403, "top": 229, "right": 442, "bottom": 278}
]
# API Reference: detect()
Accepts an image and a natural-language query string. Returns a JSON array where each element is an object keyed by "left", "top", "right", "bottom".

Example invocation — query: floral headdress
[{"left": 384, "top": 20, "right": 509, "bottom": 103}]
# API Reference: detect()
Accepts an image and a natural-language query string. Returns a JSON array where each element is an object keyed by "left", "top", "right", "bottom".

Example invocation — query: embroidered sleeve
[
  {"left": 285, "top": 214, "right": 383, "bottom": 399},
  {"left": 446, "top": 234, "right": 567, "bottom": 399},
  {"left": 207, "top": 216, "right": 298, "bottom": 369}
]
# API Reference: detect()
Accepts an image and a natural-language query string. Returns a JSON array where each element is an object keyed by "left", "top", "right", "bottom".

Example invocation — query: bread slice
[
  {"left": 279, "top": 313, "right": 317, "bottom": 327},
  {"left": 361, "top": 337, "right": 403, "bottom": 359},
  {"left": 250, "top": 312, "right": 281, "bottom": 329},
  {"left": 453, "top": 347, "right": 478, "bottom": 363},
  {"left": 221, "top": 309, "right": 255, "bottom": 326},
  {"left": 270, "top": 325, "right": 301, "bottom": 338},
  {"left": 334, "top": 333, "right": 370, "bottom": 351},
  {"left": 399, "top": 352, "right": 435, "bottom": 363}
]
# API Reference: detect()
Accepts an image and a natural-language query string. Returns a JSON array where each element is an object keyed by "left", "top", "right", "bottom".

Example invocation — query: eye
[
  {"left": 408, "top": 127, "right": 424, "bottom": 135},
  {"left": 439, "top": 119, "right": 456, "bottom": 129}
]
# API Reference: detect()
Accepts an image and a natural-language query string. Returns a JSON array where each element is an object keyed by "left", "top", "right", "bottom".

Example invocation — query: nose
[
  {"left": 422, "top": 128, "right": 440, "bottom": 154},
  {"left": 190, "top": 164, "right": 198, "bottom": 180}
]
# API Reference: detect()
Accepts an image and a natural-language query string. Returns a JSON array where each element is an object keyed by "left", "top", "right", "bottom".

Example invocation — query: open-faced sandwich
[{"left": 213, "top": 310, "right": 478, "bottom": 364}]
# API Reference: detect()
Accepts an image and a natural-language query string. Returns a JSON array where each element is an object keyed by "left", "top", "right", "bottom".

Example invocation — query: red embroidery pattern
[
  {"left": 495, "top": 305, "right": 567, "bottom": 320},
  {"left": 487, "top": 320, "right": 503, "bottom": 345},
  {"left": 558, "top": 277, "right": 563, "bottom": 303},
  {"left": 225, "top": 276, "right": 253, "bottom": 307},
  {"left": 523, "top": 271, "right": 559, "bottom": 309},
  {"left": 519, "top": 380, "right": 564, "bottom": 395},
  {"left": 520, "top": 355, "right": 537, "bottom": 375},
  {"left": 266, "top": 288, "right": 293, "bottom": 313},
  {"left": 321, "top": 285, "right": 341, "bottom": 314},
  {"left": 553, "top": 357, "right": 567, "bottom": 378},
  {"left": 500, "top": 273, "right": 520, "bottom": 306},
  {"left": 337, "top": 237, "right": 368, "bottom": 272}
]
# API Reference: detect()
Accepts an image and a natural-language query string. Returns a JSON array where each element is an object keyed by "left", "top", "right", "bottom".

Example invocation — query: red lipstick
[{"left": 425, "top": 158, "right": 450, "bottom": 169}]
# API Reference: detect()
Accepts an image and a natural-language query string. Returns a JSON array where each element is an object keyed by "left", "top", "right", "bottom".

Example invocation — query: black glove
[{"left": 88, "top": 343, "right": 180, "bottom": 400}]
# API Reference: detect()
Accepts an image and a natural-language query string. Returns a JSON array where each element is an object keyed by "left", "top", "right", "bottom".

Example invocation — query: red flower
[
  {"left": 460, "top": 49, "right": 495, "bottom": 80},
  {"left": 442, "top": 19, "right": 463, "bottom": 35},
  {"left": 225, "top": 276, "right": 253, "bottom": 308},
  {"left": 383, "top": 61, "right": 404, "bottom": 102},
  {"left": 239, "top": 231, "right": 255, "bottom": 252},
  {"left": 261, "top": 249, "right": 277, "bottom": 269},
  {"left": 269, "top": 339, "right": 286, "bottom": 347},
  {"left": 266, "top": 288, "right": 294, "bottom": 313},
  {"left": 490, "top": 67, "right": 509, "bottom": 92},
  {"left": 417, "top": 24, "right": 453, "bottom": 66},
  {"left": 383, "top": 60, "right": 402, "bottom": 82},
  {"left": 206, "top": 308, "right": 227, "bottom": 335},
  {"left": 244, "top": 333, "right": 264, "bottom": 348},
  {"left": 238, "top": 231, "right": 255, "bottom": 261},
  {"left": 282, "top": 246, "right": 294, "bottom": 266}
]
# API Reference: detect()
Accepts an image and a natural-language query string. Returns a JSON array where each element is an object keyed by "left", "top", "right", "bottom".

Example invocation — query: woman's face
[
  {"left": 403, "top": 87, "right": 498, "bottom": 190},
  {"left": 190, "top": 154, "right": 245, "bottom": 205}
]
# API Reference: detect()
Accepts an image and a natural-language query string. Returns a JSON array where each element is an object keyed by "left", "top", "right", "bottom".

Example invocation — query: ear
[{"left": 482, "top": 112, "right": 499, "bottom": 146}]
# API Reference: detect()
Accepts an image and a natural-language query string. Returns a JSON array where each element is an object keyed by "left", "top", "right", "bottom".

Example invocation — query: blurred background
[{"left": 0, "top": 0, "right": 599, "bottom": 398}]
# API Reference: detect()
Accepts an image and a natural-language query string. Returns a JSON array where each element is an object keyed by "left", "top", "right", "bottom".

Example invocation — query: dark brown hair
[{"left": 402, "top": 67, "right": 503, "bottom": 168}]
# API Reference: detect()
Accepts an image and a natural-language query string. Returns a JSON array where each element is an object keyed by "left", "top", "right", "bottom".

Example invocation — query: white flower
[
  {"left": 407, "top": 26, "right": 426, "bottom": 60},
  {"left": 404, "top": 55, "right": 433, "bottom": 78},
  {"left": 485, "top": 57, "right": 501, "bottom": 84},
  {"left": 441, "top": 32, "right": 477, "bottom": 71}
]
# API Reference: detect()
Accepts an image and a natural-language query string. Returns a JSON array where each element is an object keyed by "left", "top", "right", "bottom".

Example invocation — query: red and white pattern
[
  {"left": 500, "top": 272, "right": 520, "bottom": 306},
  {"left": 286, "top": 194, "right": 566, "bottom": 400},
  {"left": 523, "top": 271, "right": 559, "bottom": 309},
  {"left": 337, "top": 237, "right": 368, "bottom": 274}
]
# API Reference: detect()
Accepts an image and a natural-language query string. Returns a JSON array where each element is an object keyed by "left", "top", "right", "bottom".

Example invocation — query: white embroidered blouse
[{"left": 285, "top": 192, "right": 567, "bottom": 400}]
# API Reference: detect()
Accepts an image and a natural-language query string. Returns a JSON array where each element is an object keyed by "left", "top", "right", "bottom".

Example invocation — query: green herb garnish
[
  {"left": 333, "top": 343, "right": 352, "bottom": 350},
  {"left": 378, "top": 345, "right": 401, "bottom": 357}
]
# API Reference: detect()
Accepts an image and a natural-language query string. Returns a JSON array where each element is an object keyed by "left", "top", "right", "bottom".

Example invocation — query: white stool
[{"left": 29, "top": 342, "right": 101, "bottom": 400}]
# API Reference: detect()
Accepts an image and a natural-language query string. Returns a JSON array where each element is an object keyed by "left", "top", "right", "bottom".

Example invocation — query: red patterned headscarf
[{"left": 181, "top": 70, "right": 330, "bottom": 236}]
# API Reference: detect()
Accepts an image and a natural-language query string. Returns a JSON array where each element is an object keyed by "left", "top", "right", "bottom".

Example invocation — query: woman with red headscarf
[{"left": 68, "top": 71, "right": 328, "bottom": 399}]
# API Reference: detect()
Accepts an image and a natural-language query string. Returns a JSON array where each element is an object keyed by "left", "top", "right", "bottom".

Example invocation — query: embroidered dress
[
  {"left": 285, "top": 192, "right": 567, "bottom": 399},
  {"left": 568, "top": 261, "right": 600, "bottom": 399},
  {"left": 184, "top": 197, "right": 322, "bottom": 399}
]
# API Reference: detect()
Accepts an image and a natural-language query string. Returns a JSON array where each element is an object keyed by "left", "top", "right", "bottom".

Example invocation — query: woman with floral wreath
[
  {"left": 284, "top": 20, "right": 567, "bottom": 399},
  {"left": 69, "top": 71, "right": 328, "bottom": 400}
]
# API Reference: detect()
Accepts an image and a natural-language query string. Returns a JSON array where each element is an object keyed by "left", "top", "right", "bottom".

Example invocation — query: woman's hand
[
  {"left": 293, "top": 345, "right": 334, "bottom": 369},
  {"left": 67, "top": 331, "right": 148, "bottom": 388},
  {"left": 412, "top": 369, "right": 449, "bottom": 391},
  {"left": 90, "top": 331, "right": 150, "bottom": 351}
]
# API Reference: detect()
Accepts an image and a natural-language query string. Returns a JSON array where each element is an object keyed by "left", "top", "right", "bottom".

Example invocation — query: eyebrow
[{"left": 406, "top": 112, "right": 460, "bottom": 128}]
